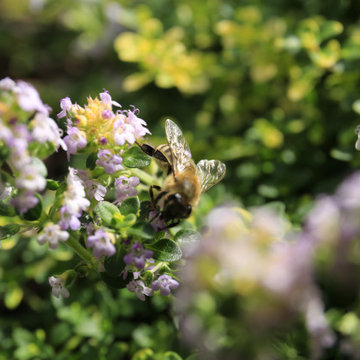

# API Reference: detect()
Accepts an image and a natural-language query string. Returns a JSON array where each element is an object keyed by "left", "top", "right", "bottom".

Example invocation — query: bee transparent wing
[
  {"left": 197, "top": 160, "right": 226, "bottom": 193},
  {"left": 165, "top": 119, "right": 193, "bottom": 174}
]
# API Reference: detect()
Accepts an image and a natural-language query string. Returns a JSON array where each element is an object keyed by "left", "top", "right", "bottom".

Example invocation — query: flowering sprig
[{"left": 0, "top": 77, "right": 187, "bottom": 305}]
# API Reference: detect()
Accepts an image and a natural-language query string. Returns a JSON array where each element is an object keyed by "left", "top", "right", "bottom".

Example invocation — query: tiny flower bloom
[
  {"left": 49, "top": 276, "right": 69, "bottom": 298},
  {"left": 102, "top": 109, "right": 114, "bottom": 119},
  {"left": 123, "top": 242, "right": 153, "bottom": 269},
  {"left": 59, "top": 205, "right": 81, "bottom": 230},
  {"left": 15, "top": 164, "right": 46, "bottom": 192},
  {"left": 151, "top": 274, "right": 179, "bottom": 296},
  {"left": 100, "top": 90, "right": 121, "bottom": 108},
  {"left": 0, "top": 77, "right": 16, "bottom": 91},
  {"left": 113, "top": 119, "right": 136, "bottom": 146},
  {"left": 115, "top": 176, "right": 140, "bottom": 203},
  {"left": 57, "top": 97, "right": 73, "bottom": 118},
  {"left": 84, "top": 180, "right": 107, "bottom": 201},
  {"left": 31, "top": 113, "right": 67, "bottom": 151},
  {"left": 38, "top": 223, "right": 69, "bottom": 249},
  {"left": 96, "top": 149, "right": 124, "bottom": 174},
  {"left": 149, "top": 209, "right": 167, "bottom": 232},
  {"left": 126, "top": 280, "right": 153, "bottom": 301},
  {"left": 16, "top": 80, "right": 49, "bottom": 114},
  {"left": 63, "top": 126, "right": 87, "bottom": 161},
  {"left": 86, "top": 229, "right": 116, "bottom": 259},
  {"left": 10, "top": 191, "right": 38, "bottom": 213},
  {"left": 0, "top": 182, "right": 12, "bottom": 201},
  {"left": 126, "top": 109, "right": 151, "bottom": 138}
]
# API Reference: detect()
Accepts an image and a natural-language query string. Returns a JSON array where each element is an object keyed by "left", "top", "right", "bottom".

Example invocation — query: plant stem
[
  {"left": 130, "top": 168, "right": 160, "bottom": 186},
  {"left": 66, "top": 234, "right": 96, "bottom": 269}
]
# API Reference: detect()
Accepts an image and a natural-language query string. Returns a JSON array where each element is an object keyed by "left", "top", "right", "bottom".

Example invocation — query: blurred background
[{"left": 1, "top": 0, "right": 360, "bottom": 358}]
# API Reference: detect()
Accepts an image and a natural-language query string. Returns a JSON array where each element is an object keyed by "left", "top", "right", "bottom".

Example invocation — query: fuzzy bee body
[{"left": 139, "top": 119, "right": 226, "bottom": 226}]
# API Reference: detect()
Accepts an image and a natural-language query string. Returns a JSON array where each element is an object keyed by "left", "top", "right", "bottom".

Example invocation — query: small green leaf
[
  {"left": 86, "top": 152, "right": 98, "bottom": 170},
  {"left": 22, "top": 194, "right": 43, "bottom": 221},
  {"left": 127, "top": 223, "right": 155, "bottom": 240},
  {"left": 100, "top": 272, "right": 129, "bottom": 289},
  {"left": 149, "top": 238, "right": 182, "bottom": 262},
  {"left": 120, "top": 197, "right": 140, "bottom": 215},
  {"left": 139, "top": 201, "right": 152, "bottom": 221},
  {"left": 0, "top": 224, "right": 21, "bottom": 240},
  {"left": 122, "top": 147, "right": 150, "bottom": 168},
  {"left": 0, "top": 202, "right": 16, "bottom": 217},
  {"left": 104, "top": 248, "right": 127, "bottom": 276},
  {"left": 163, "top": 351, "right": 183, "bottom": 360},
  {"left": 46, "top": 179, "right": 59, "bottom": 190},
  {"left": 114, "top": 214, "right": 137, "bottom": 229},
  {"left": 0, "top": 144, "right": 10, "bottom": 162},
  {"left": 94, "top": 201, "right": 120, "bottom": 225}
]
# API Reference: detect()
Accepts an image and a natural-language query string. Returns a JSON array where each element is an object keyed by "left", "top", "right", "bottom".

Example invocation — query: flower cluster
[
  {"left": 0, "top": 77, "right": 66, "bottom": 213},
  {"left": 176, "top": 206, "right": 334, "bottom": 359},
  {"left": 123, "top": 242, "right": 179, "bottom": 301},
  {"left": 57, "top": 91, "right": 150, "bottom": 166}
]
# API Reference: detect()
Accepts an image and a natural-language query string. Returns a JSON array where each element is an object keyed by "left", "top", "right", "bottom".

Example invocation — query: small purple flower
[
  {"left": 59, "top": 205, "right": 81, "bottom": 231},
  {"left": 96, "top": 149, "right": 124, "bottom": 174},
  {"left": 84, "top": 180, "right": 107, "bottom": 201},
  {"left": 38, "top": 223, "right": 69, "bottom": 249},
  {"left": 57, "top": 97, "right": 73, "bottom": 119},
  {"left": 31, "top": 113, "right": 67, "bottom": 151},
  {"left": 149, "top": 209, "right": 167, "bottom": 232},
  {"left": 100, "top": 90, "right": 121, "bottom": 108},
  {"left": 15, "top": 164, "right": 46, "bottom": 192},
  {"left": 115, "top": 176, "right": 140, "bottom": 203},
  {"left": 0, "top": 77, "right": 16, "bottom": 91},
  {"left": 63, "top": 126, "right": 87, "bottom": 161},
  {"left": 126, "top": 109, "right": 151, "bottom": 138},
  {"left": 113, "top": 118, "right": 136, "bottom": 146},
  {"left": 151, "top": 274, "right": 179, "bottom": 296},
  {"left": 102, "top": 109, "right": 114, "bottom": 119},
  {"left": 86, "top": 229, "right": 116, "bottom": 259},
  {"left": 126, "top": 280, "right": 153, "bottom": 301},
  {"left": 49, "top": 276, "right": 69, "bottom": 298},
  {"left": 123, "top": 242, "right": 153, "bottom": 269},
  {"left": 10, "top": 191, "right": 38, "bottom": 213},
  {"left": 16, "top": 80, "right": 49, "bottom": 114}
]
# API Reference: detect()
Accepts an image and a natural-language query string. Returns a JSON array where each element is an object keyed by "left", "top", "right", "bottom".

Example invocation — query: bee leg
[
  {"left": 136, "top": 141, "right": 156, "bottom": 157},
  {"left": 165, "top": 219, "right": 181, "bottom": 229},
  {"left": 149, "top": 185, "right": 162, "bottom": 204}
]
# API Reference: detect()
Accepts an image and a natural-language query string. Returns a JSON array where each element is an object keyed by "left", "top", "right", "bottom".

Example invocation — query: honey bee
[{"left": 138, "top": 119, "right": 226, "bottom": 227}]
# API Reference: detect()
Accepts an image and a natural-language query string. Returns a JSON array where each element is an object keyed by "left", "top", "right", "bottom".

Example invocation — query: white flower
[
  {"left": 38, "top": 223, "right": 69, "bottom": 249},
  {"left": 49, "top": 276, "right": 69, "bottom": 298}
]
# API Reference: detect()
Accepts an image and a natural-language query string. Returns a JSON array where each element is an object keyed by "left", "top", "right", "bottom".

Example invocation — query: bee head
[{"left": 163, "top": 193, "right": 192, "bottom": 221}]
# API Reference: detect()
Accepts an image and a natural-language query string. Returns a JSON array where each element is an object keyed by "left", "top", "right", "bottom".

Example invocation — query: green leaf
[
  {"left": 127, "top": 223, "right": 155, "bottom": 240},
  {"left": 120, "top": 197, "right": 140, "bottom": 215},
  {"left": 100, "top": 272, "right": 129, "bottom": 289},
  {"left": 46, "top": 179, "right": 59, "bottom": 190},
  {"left": 149, "top": 238, "right": 182, "bottom": 262},
  {"left": 114, "top": 214, "right": 137, "bottom": 229},
  {"left": 0, "top": 202, "right": 16, "bottom": 217},
  {"left": 104, "top": 248, "right": 127, "bottom": 276},
  {"left": 122, "top": 146, "right": 150, "bottom": 168},
  {"left": 162, "top": 352, "right": 183, "bottom": 360},
  {"left": 94, "top": 201, "right": 120, "bottom": 225},
  {"left": 0, "top": 144, "right": 10, "bottom": 162},
  {"left": 175, "top": 229, "right": 201, "bottom": 247},
  {"left": 0, "top": 224, "right": 21, "bottom": 240},
  {"left": 86, "top": 152, "right": 98, "bottom": 170},
  {"left": 22, "top": 193, "right": 43, "bottom": 221}
]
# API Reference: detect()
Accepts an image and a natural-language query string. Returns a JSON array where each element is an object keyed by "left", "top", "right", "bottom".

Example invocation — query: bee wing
[
  {"left": 197, "top": 159, "right": 226, "bottom": 193},
  {"left": 165, "top": 119, "right": 193, "bottom": 175}
]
